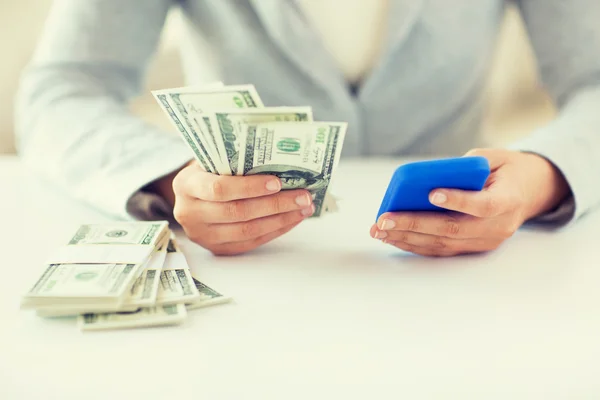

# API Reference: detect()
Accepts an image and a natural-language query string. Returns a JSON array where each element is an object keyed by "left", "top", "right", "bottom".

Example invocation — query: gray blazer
[{"left": 14, "top": 0, "right": 600, "bottom": 223}]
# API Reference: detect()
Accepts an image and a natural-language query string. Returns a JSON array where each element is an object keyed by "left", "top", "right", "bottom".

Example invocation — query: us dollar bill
[
  {"left": 21, "top": 263, "right": 141, "bottom": 309},
  {"left": 169, "top": 84, "right": 263, "bottom": 112},
  {"left": 153, "top": 91, "right": 218, "bottom": 173},
  {"left": 152, "top": 85, "right": 264, "bottom": 174},
  {"left": 186, "top": 277, "right": 233, "bottom": 310},
  {"left": 203, "top": 107, "right": 313, "bottom": 175},
  {"left": 156, "top": 238, "right": 200, "bottom": 305},
  {"left": 152, "top": 92, "right": 215, "bottom": 172},
  {"left": 21, "top": 222, "right": 171, "bottom": 313},
  {"left": 239, "top": 122, "right": 347, "bottom": 216},
  {"left": 68, "top": 221, "right": 169, "bottom": 246},
  {"left": 123, "top": 235, "right": 169, "bottom": 308},
  {"left": 78, "top": 304, "right": 187, "bottom": 331}
]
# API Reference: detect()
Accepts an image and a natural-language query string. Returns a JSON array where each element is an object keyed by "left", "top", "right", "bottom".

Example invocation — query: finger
[
  {"left": 428, "top": 187, "right": 514, "bottom": 218},
  {"left": 379, "top": 230, "right": 490, "bottom": 252},
  {"left": 205, "top": 209, "right": 313, "bottom": 245},
  {"left": 375, "top": 212, "right": 490, "bottom": 240},
  {"left": 174, "top": 166, "right": 283, "bottom": 201},
  {"left": 386, "top": 238, "right": 500, "bottom": 256},
  {"left": 197, "top": 190, "right": 313, "bottom": 223},
  {"left": 384, "top": 240, "right": 456, "bottom": 257},
  {"left": 369, "top": 224, "right": 379, "bottom": 239},
  {"left": 210, "top": 220, "right": 303, "bottom": 256}
]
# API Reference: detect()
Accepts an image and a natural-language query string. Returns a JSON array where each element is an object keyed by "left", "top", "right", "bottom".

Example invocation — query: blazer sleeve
[
  {"left": 14, "top": 0, "right": 192, "bottom": 221},
  {"left": 509, "top": 0, "right": 600, "bottom": 225}
]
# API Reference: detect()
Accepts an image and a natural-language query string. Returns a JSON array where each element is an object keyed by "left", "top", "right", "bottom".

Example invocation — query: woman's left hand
[{"left": 370, "top": 148, "right": 571, "bottom": 257}]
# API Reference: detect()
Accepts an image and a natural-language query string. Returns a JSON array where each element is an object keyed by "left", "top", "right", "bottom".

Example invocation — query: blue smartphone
[{"left": 376, "top": 156, "right": 491, "bottom": 221}]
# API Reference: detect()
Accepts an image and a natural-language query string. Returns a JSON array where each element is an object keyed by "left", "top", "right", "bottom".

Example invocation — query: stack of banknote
[
  {"left": 152, "top": 82, "right": 347, "bottom": 216},
  {"left": 20, "top": 222, "right": 231, "bottom": 331}
]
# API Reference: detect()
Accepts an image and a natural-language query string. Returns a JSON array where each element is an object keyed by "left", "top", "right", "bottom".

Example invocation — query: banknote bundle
[
  {"left": 20, "top": 222, "right": 232, "bottom": 331},
  {"left": 152, "top": 82, "right": 347, "bottom": 216}
]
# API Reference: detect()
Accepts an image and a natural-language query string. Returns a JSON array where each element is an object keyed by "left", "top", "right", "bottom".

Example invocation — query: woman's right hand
[{"left": 172, "top": 161, "right": 314, "bottom": 255}]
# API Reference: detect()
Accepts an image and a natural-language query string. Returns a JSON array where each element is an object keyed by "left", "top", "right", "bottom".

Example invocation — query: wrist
[
  {"left": 522, "top": 153, "right": 571, "bottom": 220},
  {"left": 146, "top": 161, "right": 193, "bottom": 208}
]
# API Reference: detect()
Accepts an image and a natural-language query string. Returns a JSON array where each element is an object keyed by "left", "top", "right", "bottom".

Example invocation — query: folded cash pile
[
  {"left": 152, "top": 82, "right": 347, "bottom": 216},
  {"left": 20, "top": 222, "right": 231, "bottom": 331}
]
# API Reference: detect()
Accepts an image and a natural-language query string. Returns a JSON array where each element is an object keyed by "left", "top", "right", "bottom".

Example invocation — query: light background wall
[{"left": 0, "top": 2, "right": 555, "bottom": 155}]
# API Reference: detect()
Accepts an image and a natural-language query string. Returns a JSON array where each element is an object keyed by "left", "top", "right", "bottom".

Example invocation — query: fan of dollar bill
[
  {"left": 152, "top": 82, "right": 347, "bottom": 216},
  {"left": 20, "top": 221, "right": 231, "bottom": 331}
]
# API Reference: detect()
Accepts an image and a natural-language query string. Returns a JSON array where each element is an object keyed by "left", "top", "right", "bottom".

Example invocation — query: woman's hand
[
  {"left": 153, "top": 161, "right": 314, "bottom": 255},
  {"left": 370, "top": 149, "right": 571, "bottom": 257}
]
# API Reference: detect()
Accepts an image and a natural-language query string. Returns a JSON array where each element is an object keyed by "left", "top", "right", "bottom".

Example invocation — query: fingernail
[
  {"left": 266, "top": 179, "right": 281, "bottom": 192},
  {"left": 295, "top": 193, "right": 311, "bottom": 207},
  {"left": 301, "top": 204, "right": 315, "bottom": 216},
  {"left": 374, "top": 230, "right": 387, "bottom": 239},
  {"left": 381, "top": 219, "right": 395, "bottom": 230},
  {"left": 430, "top": 192, "right": 447, "bottom": 205}
]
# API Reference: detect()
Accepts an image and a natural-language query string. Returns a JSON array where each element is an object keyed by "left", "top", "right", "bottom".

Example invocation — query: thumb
[{"left": 463, "top": 148, "right": 509, "bottom": 170}]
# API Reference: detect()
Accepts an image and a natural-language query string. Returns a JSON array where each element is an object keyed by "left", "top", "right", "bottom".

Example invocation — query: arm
[
  {"left": 509, "top": 0, "right": 600, "bottom": 224},
  {"left": 15, "top": 0, "right": 192, "bottom": 220}
]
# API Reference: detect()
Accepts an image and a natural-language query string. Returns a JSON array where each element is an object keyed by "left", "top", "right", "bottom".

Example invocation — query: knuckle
[
  {"left": 406, "top": 217, "right": 420, "bottom": 232},
  {"left": 207, "top": 178, "right": 226, "bottom": 201},
  {"left": 443, "top": 218, "right": 461, "bottom": 237},
  {"left": 224, "top": 201, "right": 248, "bottom": 221},
  {"left": 431, "top": 236, "right": 448, "bottom": 249},
  {"left": 458, "top": 195, "right": 470, "bottom": 211},
  {"left": 171, "top": 173, "right": 186, "bottom": 195},
  {"left": 173, "top": 203, "right": 188, "bottom": 225},
  {"left": 239, "top": 221, "right": 259, "bottom": 239},
  {"left": 267, "top": 195, "right": 283, "bottom": 215},
  {"left": 398, "top": 232, "right": 411, "bottom": 243},
  {"left": 241, "top": 179, "right": 258, "bottom": 197},
  {"left": 481, "top": 196, "right": 500, "bottom": 217}
]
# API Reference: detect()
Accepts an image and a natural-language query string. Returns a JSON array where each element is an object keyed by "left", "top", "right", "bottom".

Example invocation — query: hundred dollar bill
[
  {"left": 239, "top": 122, "right": 347, "bottom": 216},
  {"left": 156, "top": 239, "right": 200, "bottom": 305},
  {"left": 21, "top": 222, "right": 171, "bottom": 312},
  {"left": 150, "top": 81, "right": 223, "bottom": 171},
  {"left": 122, "top": 235, "right": 169, "bottom": 308},
  {"left": 203, "top": 107, "right": 313, "bottom": 175},
  {"left": 153, "top": 85, "right": 264, "bottom": 174},
  {"left": 21, "top": 263, "right": 142, "bottom": 310},
  {"left": 169, "top": 84, "right": 263, "bottom": 111},
  {"left": 79, "top": 304, "right": 187, "bottom": 331},
  {"left": 152, "top": 91, "right": 218, "bottom": 173},
  {"left": 186, "top": 277, "right": 233, "bottom": 310},
  {"left": 174, "top": 86, "right": 264, "bottom": 174},
  {"left": 68, "top": 221, "right": 169, "bottom": 246}
]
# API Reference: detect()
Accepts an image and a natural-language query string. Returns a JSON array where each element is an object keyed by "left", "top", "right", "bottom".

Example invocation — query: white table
[{"left": 1, "top": 155, "right": 599, "bottom": 400}]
